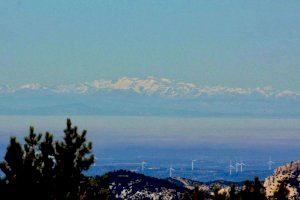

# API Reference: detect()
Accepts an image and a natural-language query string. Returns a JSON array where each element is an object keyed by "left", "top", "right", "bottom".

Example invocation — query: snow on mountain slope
[
  {"left": 1, "top": 77, "right": 299, "bottom": 98},
  {"left": 0, "top": 77, "right": 299, "bottom": 116}
]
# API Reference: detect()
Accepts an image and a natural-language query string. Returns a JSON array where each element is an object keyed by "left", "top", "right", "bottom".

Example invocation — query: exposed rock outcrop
[{"left": 264, "top": 160, "right": 300, "bottom": 199}]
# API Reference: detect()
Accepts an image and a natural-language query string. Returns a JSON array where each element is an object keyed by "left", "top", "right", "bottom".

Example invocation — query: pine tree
[
  {"left": 54, "top": 118, "right": 94, "bottom": 199},
  {"left": 0, "top": 137, "right": 24, "bottom": 199},
  {"left": 239, "top": 180, "right": 254, "bottom": 200},
  {"left": 23, "top": 127, "right": 43, "bottom": 199},
  {"left": 253, "top": 177, "right": 267, "bottom": 200},
  {"left": 0, "top": 119, "right": 107, "bottom": 200},
  {"left": 193, "top": 186, "right": 205, "bottom": 200},
  {"left": 40, "top": 132, "right": 56, "bottom": 199},
  {"left": 229, "top": 184, "right": 236, "bottom": 200},
  {"left": 0, "top": 137, "right": 24, "bottom": 181}
]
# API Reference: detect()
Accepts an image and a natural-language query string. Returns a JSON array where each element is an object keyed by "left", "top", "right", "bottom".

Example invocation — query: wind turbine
[
  {"left": 141, "top": 161, "right": 147, "bottom": 171},
  {"left": 192, "top": 160, "right": 197, "bottom": 171},
  {"left": 169, "top": 165, "right": 175, "bottom": 177},
  {"left": 229, "top": 160, "right": 235, "bottom": 175},
  {"left": 268, "top": 157, "right": 275, "bottom": 170},
  {"left": 239, "top": 162, "right": 246, "bottom": 173},
  {"left": 235, "top": 162, "right": 240, "bottom": 173}
]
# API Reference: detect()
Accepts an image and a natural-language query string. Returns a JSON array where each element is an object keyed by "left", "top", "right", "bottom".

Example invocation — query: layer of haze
[
  {"left": 0, "top": 116, "right": 299, "bottom": 155},
  {"left": 2, "top": 116, "right": 300, "bottom": 181},
  {"left": 1, "top": 1, "right": 300, "bottom": 91}
]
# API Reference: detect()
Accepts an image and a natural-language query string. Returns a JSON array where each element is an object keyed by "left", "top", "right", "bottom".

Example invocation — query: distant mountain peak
[
  {"left": 0, "top": 77, "right": 299, "bottom": 116},
  {"left": 1, "top": 77, "right": 299, "bottom": 99},
  {"left": 19, "top": 83, "right": 46, "bottom": 90}
]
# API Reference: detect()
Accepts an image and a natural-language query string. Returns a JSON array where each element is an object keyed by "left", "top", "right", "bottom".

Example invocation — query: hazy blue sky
[{"left": 1, "top": 1, "right": 300, "bottom": 91}]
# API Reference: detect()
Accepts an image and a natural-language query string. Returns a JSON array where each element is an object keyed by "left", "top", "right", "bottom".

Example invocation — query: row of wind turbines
[
  {"left": 229, "top": 161, "right": 246, "bottom": 175},
  {"left": 94, "top": 156, "right": 275, "bottom": 178},
  {"left": 229, "top": 157, "right": 275, "bottom": 175},
  {"left": 170, "top": 157, "right": 275, "bottom": 177}
]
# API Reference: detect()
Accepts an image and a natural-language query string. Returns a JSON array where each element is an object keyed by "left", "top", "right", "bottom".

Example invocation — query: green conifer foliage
[
  {"left": 0, "top": 119, "right": 107, "bottom": 200},
  {"left": 55, "top": 118, "right": 95, "bottom": 199},
  {"left": 40, "top": 132, "right": 56, "bottom": 200},
  {"left": 24, "top": 127, "right": 42, "bottom": 180},
  {"left": 0, "top": 137, "right": 23, "bottom": 185}
]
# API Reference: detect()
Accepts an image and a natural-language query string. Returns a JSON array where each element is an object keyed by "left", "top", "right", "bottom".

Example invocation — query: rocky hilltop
[
  {"left": 106, "top": 170, "right": 241, "bottom": 199},
  {"left": 105, "top": 161, "right": 300, "bottom": 199},
  {"left": 106, "top": 170, "right": 186, "bottom": 200},
  {"left": 264, "top": 160, "right": 300, "bottom": 199}
]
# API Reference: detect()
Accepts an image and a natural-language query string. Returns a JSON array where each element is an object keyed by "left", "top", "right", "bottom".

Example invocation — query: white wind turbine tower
[
  {"left": 268, "top": 157, "right": 275, "bottom": 170},
  {"left": 141, "top": 161, "right": 147, "bottom": 171},
  {"left": 229, "top": 160, "right": 235, "bottom": 175},
  {"left": 192, "top": 160, "right": 197, "bottom": 171},
  {"left": 235, "top": 162, "right": 240, "bottom": 173},
  {"left": 239, "top": 162, "right": 246, "bottom": 173},
  {"left": 169, "top": 165, "right": 175, "bottom": 177}
]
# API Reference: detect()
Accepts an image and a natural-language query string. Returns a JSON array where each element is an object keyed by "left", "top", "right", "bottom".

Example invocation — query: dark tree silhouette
[
  {"left": 0, "top": 119, "right": 108, "bottom": 200},
  {"left": 23, "top": 127, "right": 43, "bottom": 199},
  {"left": 54, "top": 119, "right": 95, "bottom": 199},
  {"left": 239, "top": 180, "right": 254, "bottom": 200},
  {"left": 193, "top": 186, "right": 206, "bottom": 200},
  {"left": 273, "top": 181, "right": 289, "bottom": 200},
  {"left": 253, "top": 177, "right": 267, "bottom": 200},
  {"left": 0, "top": 137, "right": 24, "bottom": 199},
  {"left": 213, "top": 184, "right": 226, "bottom": 200},
  {"left": 229, "top": 184, "right": 236, "bottom": 200},
  {"left": 40, "top": 132, "right": 56, "bottom": 199},
  {"left": 182, "top": 190, "right": 192, "bottom": 200},
  {"left": 238, "top": 177, "right": 267, "bottom": 200}
]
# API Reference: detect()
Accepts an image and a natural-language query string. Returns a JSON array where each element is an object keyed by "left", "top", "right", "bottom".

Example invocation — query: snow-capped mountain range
[
  {"left": 0, "top": 76, "right": 299, "bottom": 98},
  {"left": 0, "top": 77, "right": 299, "bottom": 117}
]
